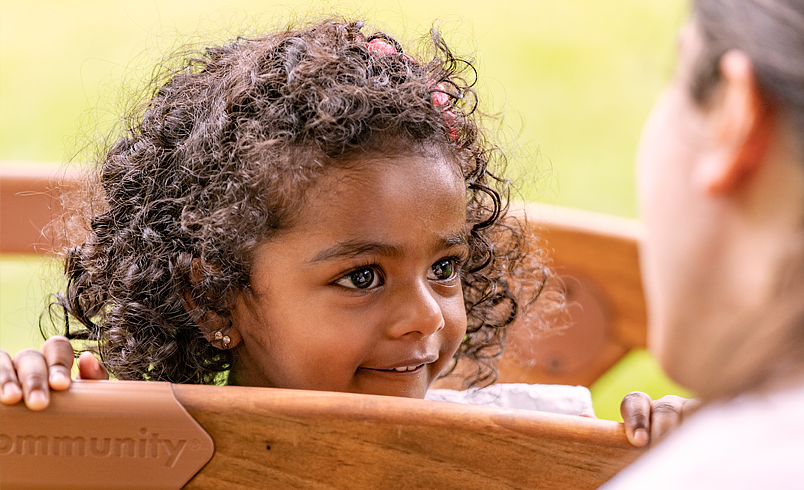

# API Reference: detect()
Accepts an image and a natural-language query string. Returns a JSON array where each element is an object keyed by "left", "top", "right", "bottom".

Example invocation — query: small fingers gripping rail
[{"left": 1, "top": 380, "right": 643, "bottom": 490}]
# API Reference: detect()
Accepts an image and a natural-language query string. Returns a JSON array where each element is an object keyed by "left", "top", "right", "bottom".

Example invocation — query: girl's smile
[{"left": 226, "top": 148, "right": 469, "bottom": 398}]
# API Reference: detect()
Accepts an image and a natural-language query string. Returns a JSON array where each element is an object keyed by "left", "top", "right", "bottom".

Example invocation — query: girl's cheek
[{"left": 445, "top": 297, "right": 469, "bottom": 345}]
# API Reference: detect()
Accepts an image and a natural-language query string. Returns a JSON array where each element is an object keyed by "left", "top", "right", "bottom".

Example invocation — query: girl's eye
[
  {"left": 335, "top": 267, "right": 382, "bottom": 289},
  {"left": 429, "top": 258, "right": 458, "bottom": 281}
]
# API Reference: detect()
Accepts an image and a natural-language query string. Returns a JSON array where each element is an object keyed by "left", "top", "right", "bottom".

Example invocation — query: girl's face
[{"left": 227, "top": 149, "right": 469, "bottom": 398}]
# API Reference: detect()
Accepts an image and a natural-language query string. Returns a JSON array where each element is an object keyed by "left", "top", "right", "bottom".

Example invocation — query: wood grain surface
[
  {"left": 494, "top": 204, "right": 648, "bottom": 387},
  {"left": 175, "top": 385, "right": 644, "bottom": 489}
]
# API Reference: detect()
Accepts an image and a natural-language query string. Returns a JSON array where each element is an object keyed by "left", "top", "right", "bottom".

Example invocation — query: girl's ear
[
  {"left": 183, "top": 258, "right": 242, "bottom": 350},
  {"left": 694, "top": 50, "right": 775, "bottom": 194}
]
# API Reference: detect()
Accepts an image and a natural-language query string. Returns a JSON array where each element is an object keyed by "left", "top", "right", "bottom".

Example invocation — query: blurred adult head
[{"left": 637, "top": 0, "right": 804, "bottom": 400}]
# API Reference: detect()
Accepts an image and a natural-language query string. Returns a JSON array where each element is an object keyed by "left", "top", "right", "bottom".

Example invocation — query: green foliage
[
  {"left": 0, "top": 256, "right": 56, "bottom": 355},
  {"left": 0, "top": 0, "right": 691, "bottom": 417}
]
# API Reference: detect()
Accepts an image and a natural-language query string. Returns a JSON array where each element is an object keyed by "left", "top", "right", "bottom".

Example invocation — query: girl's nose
[{"left": 387, "top": 282, "right": 445, "bottom": 339}]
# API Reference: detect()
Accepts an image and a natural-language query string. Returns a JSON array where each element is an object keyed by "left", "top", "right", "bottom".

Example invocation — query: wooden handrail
[
  {"left": 0, "top": 164, "right": 80, "bottom": 255},
  {"left": 177, "top": 385, "right": 642, "bottom": 489},
  {"left": 0, "top": 380, "right": 644, "bottom": 489}
]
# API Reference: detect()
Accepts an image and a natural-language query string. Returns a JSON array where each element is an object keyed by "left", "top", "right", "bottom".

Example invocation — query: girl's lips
[
  {"left": 360, "top": 353, "right": 439, "bottom": 374},
  {"left": 367, "top": 363, "right": 426, "bottom": 373},
  {"left": 361, "top": 357, "right": 436, "bottom": 374}
]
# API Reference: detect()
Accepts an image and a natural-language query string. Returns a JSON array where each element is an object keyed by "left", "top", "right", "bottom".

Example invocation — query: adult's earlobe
[{"left": 695, "top": 50, "right": 774, "bottom": 194}]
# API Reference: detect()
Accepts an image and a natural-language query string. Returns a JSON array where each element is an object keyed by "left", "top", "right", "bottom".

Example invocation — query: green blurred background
[{"left": 0, "top": 0, "right": 692, "bottom": 419}]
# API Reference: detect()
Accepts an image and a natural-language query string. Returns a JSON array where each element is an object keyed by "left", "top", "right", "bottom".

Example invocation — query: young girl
[
  {"left": 603, "top": 0, "right": 804, "bottom": 487},
  {"left": 0, "top": 18, "right": 680, "bottom": 445},
  {"left": 0, "top": 17, "right": 546, "bottom": 399}
]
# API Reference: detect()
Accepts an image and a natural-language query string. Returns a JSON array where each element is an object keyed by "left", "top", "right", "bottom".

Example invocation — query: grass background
[{"left": 0, "top": 0, "right": 693, "bottom": 420}]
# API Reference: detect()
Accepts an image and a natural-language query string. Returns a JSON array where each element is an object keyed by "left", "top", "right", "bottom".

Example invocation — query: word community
[{"left": 0, "top": 427, "right": 189, "bottom": 467}]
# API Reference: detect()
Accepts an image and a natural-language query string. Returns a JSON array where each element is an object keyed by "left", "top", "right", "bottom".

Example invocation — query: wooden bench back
[
  {"left": 494, "top": 205, "right": 647, "bottom": 386},
  {"left": 176, "top": 384, "right": 643, "bottom": 489}
]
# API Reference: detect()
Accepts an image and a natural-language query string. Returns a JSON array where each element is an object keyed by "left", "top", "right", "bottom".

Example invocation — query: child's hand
[
  {"left": 0, "top": 336, "right": 107, "bottom": 411},
  {"left": 619, "top": 392, "right": 701, "bottom": 447}
]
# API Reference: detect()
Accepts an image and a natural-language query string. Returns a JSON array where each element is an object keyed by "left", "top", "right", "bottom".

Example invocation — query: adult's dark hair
[
  {"left": 56, "top": 19, "right": 548, "bottom": 385},
  {"left": 689, "top": 0, "right": 804, "bottom": 398},
  {"left": 691, "top": 0, "right": 804, "bottom": 138}
]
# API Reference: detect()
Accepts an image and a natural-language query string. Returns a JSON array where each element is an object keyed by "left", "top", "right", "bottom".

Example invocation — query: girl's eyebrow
[
  {"left": 309, "top": 233, "right": 469, "bottom": 263},
  {"left": 440, "top": 233, "right": 470, "bottom": 249}
]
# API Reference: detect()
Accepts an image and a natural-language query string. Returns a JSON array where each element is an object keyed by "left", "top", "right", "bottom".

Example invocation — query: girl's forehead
[
  {"left": 250, "top": 150, "right": 469, "bottom": 265},
  {"left": 323, "top": 146, "right": 465, "bottom": 190},
  {"left": 296, "top": 151, "right": 466, "bottom": 225}
]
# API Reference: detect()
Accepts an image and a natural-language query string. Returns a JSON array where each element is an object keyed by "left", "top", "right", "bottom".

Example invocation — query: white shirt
[
  {"left": 426, "top": 383, "right": 594, "bottom": 416},
  {"left": 603, "top": 381, "right": 804, "bottom": 489}
]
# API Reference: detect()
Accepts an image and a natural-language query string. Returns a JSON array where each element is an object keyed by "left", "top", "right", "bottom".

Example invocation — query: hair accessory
[
  {"left": 367, "top": 38, "right": 397, "bottom": 55},
  {"left": 367, "top": 37, "right": 459, "bottom": 142},
  {"left": 213, "top": 330, "right": 231, "bottom": 349},
  {"left": 431, "top": 83, "right": 458, "bottom": 141},
  {"left": 431, "top": 89, "right": 450, "bottom": 107}
]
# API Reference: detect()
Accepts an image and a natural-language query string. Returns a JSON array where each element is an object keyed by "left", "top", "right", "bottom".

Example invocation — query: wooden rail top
[
  {"left": 0, "top": 380, "right": 644, "bottom": 490},
  {"left": 0, "top": 165, "right": 75, "bottom": 255}
]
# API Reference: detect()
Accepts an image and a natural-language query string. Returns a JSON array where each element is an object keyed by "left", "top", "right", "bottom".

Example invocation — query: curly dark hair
[{"left": 56, "top": 18, "right": 547, "bottom": 386}]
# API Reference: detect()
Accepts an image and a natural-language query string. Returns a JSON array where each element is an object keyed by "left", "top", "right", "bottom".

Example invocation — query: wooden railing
[{"left": 1, "top": 380, "right": 643, "bottom": 490}]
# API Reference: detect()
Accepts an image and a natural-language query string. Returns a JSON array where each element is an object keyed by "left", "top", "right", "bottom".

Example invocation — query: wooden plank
[
  {"left": 0, "top": 165, "right": 81, "bottom": 255},
  {"left": 174, "top": 384, "right": 642, "bottom": 489},
  {"left": 0, "top": 381, "right": 643, "bottom": 489},
  {"left": 0, "top": 381, "right": 215, "bottom": 490},
  {"left": 528, "top": 204, "right": 647, "bottom": 350},
  {"left": 492, "top": 204, "right": 648, "bottom": 387}
]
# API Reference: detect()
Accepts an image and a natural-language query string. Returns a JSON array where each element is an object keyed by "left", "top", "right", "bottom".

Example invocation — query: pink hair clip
[
  {"left": 367, "top": 38, "right": 397, "bottom": 55},
  {"left": 431, "top": 84, "right": 458, "bottom": 141},
  {"left": 431, "top": 89, "right": 450, "bottom": 107},
  {"left": 367, "top": 38, "right": 459, "bottom": 142},
  {"left": 367, "top": 37, "right": 415, "bottom": 63}
]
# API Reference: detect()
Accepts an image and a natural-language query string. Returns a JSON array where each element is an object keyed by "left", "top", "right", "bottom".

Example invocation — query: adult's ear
[
  {"left": 182, "top": 258, "right": 242, "bottom": 350},
  {"left": 694, "top": 50, "right": 775, "bottom": 194}
]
